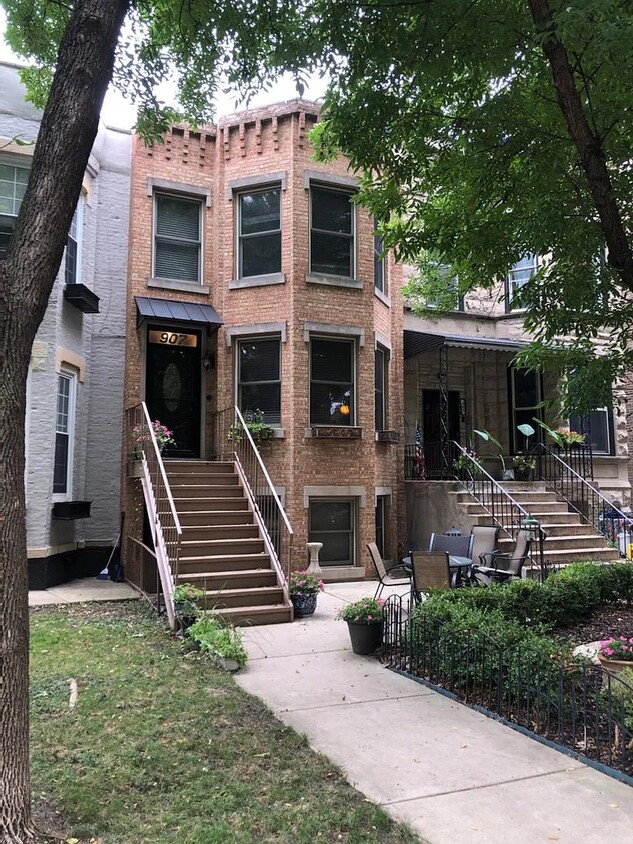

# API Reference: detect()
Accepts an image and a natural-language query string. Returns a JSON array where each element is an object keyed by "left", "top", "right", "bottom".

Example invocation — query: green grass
[{"left": 30, "top": 602, "right": 420, "bottom": 844}]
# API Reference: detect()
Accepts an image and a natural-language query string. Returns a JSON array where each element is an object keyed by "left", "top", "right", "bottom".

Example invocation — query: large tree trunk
[
  {"left": 527, "top": 0, "right": 633, "bottom": 290},
  {"left": 0, "top": 1, "right": 128, "bottom": 840}
]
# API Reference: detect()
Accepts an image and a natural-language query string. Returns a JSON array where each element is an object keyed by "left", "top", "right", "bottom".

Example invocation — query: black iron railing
[
  {"left": 536, "top": 443, "right": 632, "bottom": 555},
  {"left": 382, "top": 595, "right": 633, "bottom": 778},
  {"left": 405, "top": 440, "right": 449, "bottom": 479}
]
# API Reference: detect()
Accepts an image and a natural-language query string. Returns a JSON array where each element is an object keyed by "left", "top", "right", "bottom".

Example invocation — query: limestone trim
[
  {"left": 375, "top": 486, "right": 393, "bottom": 504},
  {"left": 306, "top": 273, "right": 363, "bottom": 290},
  {"left": 229, "top": 272, "right": 285, "bottom": 290},
  {"left": 303, "top": 321, "right": 366, "bottom": 346},
  {"left": 375, "top": 331, "right": 392, "bottom": 352},
  {"left": 55, "top": 348, "right": 86, "bottom": 383},
  {"left": 146, "top": 176, "right": 211, "bottom": 206},
  {"left": 303, "top": 485, "right": 367, "bottom": 508},
  {"left": 374, "top": 287, "right": 391, "bottom": 307},
  {"left": 225, "top": 321, "right": 287, "bottom": 347},
  {"left": 27, "top": 542, "right": 78, "bottom": 559},
  {"left": 147, "top": 277, "right": 210, "bottom": 295},
  {"left": 303, "top": 169, "right": 358, "bottom": 190},
  {"left": 225, "top": 170, "right": 287, "bottom": 200}
]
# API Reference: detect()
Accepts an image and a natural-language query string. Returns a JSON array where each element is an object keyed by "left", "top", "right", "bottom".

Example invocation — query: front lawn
[{"left": 30, "top": 602, "right": 419, "bottom": 844}]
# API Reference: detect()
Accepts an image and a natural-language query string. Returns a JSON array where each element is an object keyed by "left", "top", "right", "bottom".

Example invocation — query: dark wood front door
[
  {"left": 145, "top": 326, "right": 202, "bottom": 458},
  {"left": 422, "top": 390, "right": 461, "bottom": 472}
]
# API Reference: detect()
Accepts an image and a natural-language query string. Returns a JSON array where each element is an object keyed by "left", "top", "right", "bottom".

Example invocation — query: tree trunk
[
  {"left": 527, "top": 0, "right": 633, "bottom": 291},
  {"left": 0, "top": 1, "right": 128, "bottom": 840}
]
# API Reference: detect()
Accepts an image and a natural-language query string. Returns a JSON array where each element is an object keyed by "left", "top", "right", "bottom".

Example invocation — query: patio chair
[
  {"left": 471, "top": 531, "right": 532, "bottom": 585},
  {"left": 469, "top": 525, "right": 500, "bottom": 566},
  {"left": 410, "top": 551, "right": 452, "bottom": 602},
  {"left": 367, "top": 542, "right": 411, "bottom": 599},
  {"left": 428, "top": 532, "right": 473, "bottom": 558}
]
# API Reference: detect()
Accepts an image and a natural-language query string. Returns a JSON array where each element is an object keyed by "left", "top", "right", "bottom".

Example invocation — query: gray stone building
[{"left": 0, "top": 62, "right": 132, "bottom": 587}]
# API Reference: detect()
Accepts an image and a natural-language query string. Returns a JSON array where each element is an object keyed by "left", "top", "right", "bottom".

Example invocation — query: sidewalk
[
  {"left": 29, "top": 577, "right": 138, "bottom": 606},
  {"left": 237, "top": 581, "right": 633, "bottom": 844}
]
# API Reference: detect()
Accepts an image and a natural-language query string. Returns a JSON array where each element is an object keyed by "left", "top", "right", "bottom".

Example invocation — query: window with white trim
[
  {"left": 53, "top": 370, "right": 76, "bottom": 496},
  {"left": 374, "top": 217, "right": 387, "bottom": 294},
  {"left": 238, "top": 187, "right": 281, "bottom": 278},
  {"left": 309, "top": 498, "right": 356, "bottom": 566},
  {"left": 375, "top": 347, "right": 387, "bottom": 432},
  {"left": 237, "top": 336, "right": 281, "bottom": 425},
  {"left": 569, "top": 409, "right": 613, "bottom": 455},
  {"left": 154, "top": 193, "right": 202, "bottom": 282},
  {"left": 506, "top": 254, "right": 538, "bottom": 312},
  {"left": 0, "top": 161, "right": 29, "bottom": 258},
  {"left": 310, "top": 186, "right": 354, "bottom": 277},
  {"left": 310, "top": 337, "right": 355, "bottom": 425},
  {"left": 65, "top": 199, "right": 82, "bottom": 285}
]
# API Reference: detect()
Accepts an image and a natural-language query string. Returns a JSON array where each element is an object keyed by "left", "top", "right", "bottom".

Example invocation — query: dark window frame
[
  {"left": 375, "top": 347, "right": 387, "bottom": 432},
  {"left": 236, "top": 335, "right": 282, "bottom": 426},
  {"left": 308, "top": 498, "right": 356, "bottom": 567},
  {"left": 309, "top": 336, "right": 356, "bottom": 426},
  {"left": 237, "top": 185, "right": 282, "bottom": 279},
  {"left": 310, "top": 184, "right": 355, "bottom": 278},
  {"left": 374, "top": 217, "right": 387, "bottom": 294}
]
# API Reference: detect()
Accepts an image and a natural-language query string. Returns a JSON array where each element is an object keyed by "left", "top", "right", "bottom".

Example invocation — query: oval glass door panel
[{"left": 163, "top": 362, "right": 182, "bottom": 412}]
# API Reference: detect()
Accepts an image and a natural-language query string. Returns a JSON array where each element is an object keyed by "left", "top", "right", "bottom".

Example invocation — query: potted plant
[
  {"left": 337, "top": 596, "right": 385, "bottom": 655},
  {"left": 289, "top": 570, "right": 324, "bottom": 617},
  {"left": 173, "top": 583, "right": 205, "bottom": 630},
  {"left": 596, "top": 636, "right": 633, "bottom": 675},
  {"left": 512, "top": 454, "right": 536, "bottom": 482},
  {"left": 553, "top": 427, "right": 586, "bottom": 449},
  {"left": 474, "top": 429, "right": 512, "bottom": 479},
  {"left": 453, "top": 448, "right": 482, "bottom": 480},
  {"left": 186, "top": 615, "right": 248, "bottom": 671},
  {"left": 228, "top": 409, "right": 276, "bottom": 446},
  {"left": 132, "top": 419, "right": 175, "bottom": 457}
]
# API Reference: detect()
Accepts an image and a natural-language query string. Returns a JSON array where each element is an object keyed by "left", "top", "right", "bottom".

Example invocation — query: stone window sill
[
  {"left": 374, "top": 287, "right": 391, "bottom": 307},
  {"left": 147, "top": 277, "right": 209, "bottom": 295},
  {"left": 229, "top": 272, "right": 285, "bottom": 290},
  {"left": 306, "top": 273, "right": 363, "bottom": 290}
]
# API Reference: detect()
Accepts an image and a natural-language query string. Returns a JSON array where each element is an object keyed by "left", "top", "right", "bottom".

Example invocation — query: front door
[
  {"left": 422, "top": 390, "right": 461, "bottom": 474},
  {"left": 145, "top": 326, "right": 202, "bottom": 458}
]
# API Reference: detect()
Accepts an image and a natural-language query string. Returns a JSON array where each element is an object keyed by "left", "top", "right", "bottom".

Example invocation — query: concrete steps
[{"left": 164, "top": 459, "right": 292, "bottom": 626}]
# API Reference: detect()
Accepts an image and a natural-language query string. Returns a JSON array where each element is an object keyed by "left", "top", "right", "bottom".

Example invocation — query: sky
[{"left": 0, "top": 10, "right": 328, "bottom": 130}]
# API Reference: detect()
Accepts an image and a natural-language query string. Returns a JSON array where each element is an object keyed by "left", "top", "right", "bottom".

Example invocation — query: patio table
[{"left": 401, "top": 554, "right": 472, "bottom": 586}]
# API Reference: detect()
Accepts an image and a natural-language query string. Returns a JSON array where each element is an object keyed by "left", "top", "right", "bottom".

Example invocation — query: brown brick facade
[{"left": 122, "top": 101, "right": 404, "bottom": 577}]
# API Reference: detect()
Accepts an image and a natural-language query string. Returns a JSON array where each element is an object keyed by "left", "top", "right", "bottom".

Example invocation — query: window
[
  {"left": 309, "top": 499, "right": 355, "bottom": 566},
  {"left": 375, "top": 496, "right": 387, "bottom": 558},
  {"left": 310, "top": 337, "right": 354, "bottom": 425},
  {"left": 569, "top": 409, "right": 613, "bottom": 455},
  {"left": 510, "top": 367, "right": 542, "bottom": 452},
  {"left": 506, "top": 254, "right": 538, "bottom": 312},
  {"left": 374, "top": 218, "right": 387, "bottom": 294},
  {"left": 375, "top": 348, "right": 386, "bottom": 431},
  {"left": 0, "top": 162, "right": 29, "bottom": 258},
  {"left": 237, "top": 337, "right": 281, "bottom": 425},
  {"left": 426, "top": 266, "right": 464, "bottom": 311},
  {"left": 310, "top": 186, "right": 354, "bottom": 277},
  {"left": 154, "top": 193, "right": 202, "bottom": 282},
  {"left": 65, "top": 199, "right": 82, "bottom": 285},
  {"left": 53, "top": 370, "right": 76, "bottom": 496},
  {"left": 238, "top": 187, "right": 281, "bottom": 278}
]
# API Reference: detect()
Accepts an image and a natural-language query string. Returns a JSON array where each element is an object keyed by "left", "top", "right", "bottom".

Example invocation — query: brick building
[{"left": 122, "top": 100, "right": 404, "bottom": 588}]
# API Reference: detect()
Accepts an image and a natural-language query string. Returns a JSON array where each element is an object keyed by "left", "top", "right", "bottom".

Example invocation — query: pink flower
[{"left": 603, "top": 648, "right": 614, "bottom": 656}]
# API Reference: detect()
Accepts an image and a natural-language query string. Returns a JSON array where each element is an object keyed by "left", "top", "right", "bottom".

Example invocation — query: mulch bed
[{"left": 553, "top": 604, "right": 633, "bottom": 646}]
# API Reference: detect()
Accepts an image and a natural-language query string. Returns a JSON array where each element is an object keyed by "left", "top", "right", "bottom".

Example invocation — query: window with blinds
[
  {"left": 310, "top": 337, "right": 354, "bottom": 425},
  {"left": 310, "top": 186, "right": 354, "bottom": 277},
  {"left": 154, "top": 193, "right": 202, "bottom": 282},
  {"left": 238, "top": 188, "right": 281, "bottom": 278},
  {"left": 237, "top": 337, "right": 281, "bottom": 424}
]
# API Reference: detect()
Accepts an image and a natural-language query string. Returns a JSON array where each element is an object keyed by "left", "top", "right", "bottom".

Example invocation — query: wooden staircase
[
  {"left": 455, "top": 482, "right": 621, "bottom": 567},
  {"left": 165, "top": 459, "right": 293, "bottom": 625}
]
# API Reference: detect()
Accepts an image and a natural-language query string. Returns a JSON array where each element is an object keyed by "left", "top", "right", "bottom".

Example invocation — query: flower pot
[
  {"left": 597, "top": 654, "right": 633, "bottom": 675},
  {"left": 292, "top": 593, "right": 318, "bottom": 618},
  {"left": 513, "top": 467, "right": 532, "bottom": 482},
  {"left": 346, "top": 620, "right": 382, "bottom": 655}
]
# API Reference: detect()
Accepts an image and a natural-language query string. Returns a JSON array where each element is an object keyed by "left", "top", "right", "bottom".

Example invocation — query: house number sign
[{"left": 148, "top": 330, "right": 198, "bottom": 348}]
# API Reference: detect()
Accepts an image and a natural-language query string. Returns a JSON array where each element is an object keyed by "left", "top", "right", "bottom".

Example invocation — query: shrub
[{"left": 186, "top": 616, "right": 248, "bottom": 668}]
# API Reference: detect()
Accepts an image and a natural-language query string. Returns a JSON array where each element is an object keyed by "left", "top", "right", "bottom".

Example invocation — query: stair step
[
  {"left": 171, "top": 498, "right": 249, "bottom": 512},
  {"left": 171, "top": 484, "right": 245, "bottom": 498},
  {"left": 166, "top": 472, "right": 239, "bottom": 486},
  {"left": 500, "top": 534, "right": 613, "bottom": 552},
  {"left": 211, "top": 603, "right": 293, "bottom": 626},
  {"left": 178, "top": 510, "right": 255, "bottom": 527},
  {"left": 541, "top": 547, "right": 621, "bottom": 563},
  {"left": 181, "top": 524, "right": 260, "bottom": 540},
  {"left": 178, "top": 569, "right": 278, "bottom": 590},
  {"left": 180, "top": 537, "right": 264, "bottom": 556},
  {"left": 164, "top": 460, "right": 234, "bottom": 473},
  {"left": 178, "top": 552, "right": 271, "bottom": 573},
  {"left": 202, "top": 585, "right": 285, "bottom": 609}
]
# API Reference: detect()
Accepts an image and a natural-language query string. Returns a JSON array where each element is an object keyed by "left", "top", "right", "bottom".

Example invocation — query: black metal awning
[
  {"left": 404, "top": 329, "right": 525, "bottom": 359},
  {"left": 135, "top": 296, "right": 223, "bottom": 329}
]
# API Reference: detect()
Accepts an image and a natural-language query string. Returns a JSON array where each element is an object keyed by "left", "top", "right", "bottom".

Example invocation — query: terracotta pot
[
  {"left": 597, "top": 654, "right": 633, "bottom": 675},
  {"left": 346, "top": 620, "right": 382, "bottom": 655}
]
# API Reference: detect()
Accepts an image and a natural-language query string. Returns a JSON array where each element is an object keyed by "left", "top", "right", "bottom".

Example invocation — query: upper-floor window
[
  {"left": 154, "top": 193, "right": 202, "bottom": 283},
  {"left": 374, "top": 218, "right": 387, "bottom": 295},
  {"left": 310, "top": 186, "right": 354, "bottom": 277},
  {"left": 0, "top": 161, "right": 29, "bottom": 258},
  {"left": 426, "top": 265, "right": 465, "bottom": 311},
  {"left": 53, "top": 369, "right": 77, "bottom": 497},
  {"left": 506, "top": 254, "right": 539, "bottom": 312},
  {"left": 237, "top": 336, "right": 281, "bottom": 425},
  {"left": 238, "top": 187, "right": 281, "bottom": 278},
  {"left": 375, "top": 347, "right": 387, "bottom": 431},
  {"left": 310, "top": 336, "right": 355, "bottom": 425},
  {"left": 65, "top": 199, "right": 83, "bottom": 285}
]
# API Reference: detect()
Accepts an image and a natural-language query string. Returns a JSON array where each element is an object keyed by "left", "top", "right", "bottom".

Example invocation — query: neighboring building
[
  {"left": 0, "top": 62, "right": 132, "bottom": 588},
  {"left": 122, "top": 101, "right": 404, "bottom": 591}
]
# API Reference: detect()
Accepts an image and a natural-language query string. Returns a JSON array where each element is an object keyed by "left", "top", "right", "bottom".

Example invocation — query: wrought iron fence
[
  {"left": 405, "top": 440, "right": 448, "bottom": 479},
  {"left": 211, "top": 406, "right": 293, "bottom": 600},
  {"left": 536, "top": 443, "right": 633, "bottom": 557},
  {"left": 382, "top": 595, "right": 633, "bottom": 778}
]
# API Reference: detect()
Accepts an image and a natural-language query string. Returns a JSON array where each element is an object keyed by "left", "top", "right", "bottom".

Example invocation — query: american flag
[{"left": 413, "top": 422, "right": 426, "bottom": 480}]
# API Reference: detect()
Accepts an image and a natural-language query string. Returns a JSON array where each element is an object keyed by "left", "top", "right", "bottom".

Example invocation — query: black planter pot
[
  {"left": 292, "top": 593, "right": 318, "bottom": 617},
  {"left": 346, "top": 620, "right": 383, "bottom": 655},
  {"left": 514, "top": 467, "right": 532, "bottom": 482}
]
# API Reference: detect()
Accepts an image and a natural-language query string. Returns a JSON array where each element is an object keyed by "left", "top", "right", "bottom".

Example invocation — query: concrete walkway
[
  {"left": 29, "top": 577, "right": 138, "bottom": 606},
  {"left": 237, "top": 582, "right": 633, "bottom": 844}
]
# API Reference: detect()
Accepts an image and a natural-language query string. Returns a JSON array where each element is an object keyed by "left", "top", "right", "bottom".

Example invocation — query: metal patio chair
[
  {"left": 469, "top": 525, "right": 500, "bottom": 566},
  {"left": 410, "top": 551, "right": 452, "bottom": 602},
  {"left": 367, "top": 542, "right": 411, "bottom": 599},
  {"left": 428, "top": 532, "right": 473, "bottom": 558},
  {"left": 472, "top": 532, "right": 532, "bottom": 585}
]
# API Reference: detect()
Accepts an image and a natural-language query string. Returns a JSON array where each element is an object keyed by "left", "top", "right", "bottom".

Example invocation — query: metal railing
[
  {"left": 382, "top": 595, "right": 633, "bottom": 779},
  {"left": 212, "top": 406, "right": 293, "bottom": 603},
  {"left": 405, "top": 440, "right": 448, "bottom": 479},
  {"left": 126, "top": 402, "right": 182, "bottom": 628},
  {"left": 536, "top": 442, "right": 633, "bottom": 555},
  {"left": 125, "top": 536, "right": 161, "bottom": 611}
]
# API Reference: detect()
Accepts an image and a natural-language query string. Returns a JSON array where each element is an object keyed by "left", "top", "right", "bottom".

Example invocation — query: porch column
[{"left": 439, "top": 343, "right": 450, "bottom": 471}]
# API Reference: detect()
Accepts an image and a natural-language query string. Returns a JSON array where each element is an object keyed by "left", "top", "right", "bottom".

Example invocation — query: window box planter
[
  {"left": 311, "top": 426, "right": 362, "bottom": 439},
  {"left": 376, "top": 430, "right": 400, "bottom": 443},
  {"left": 52, "top": 500, "right": 92, "bottom": 520},
  {"left": 63, "top": 283, "right": 100, "bottom": 314}
]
